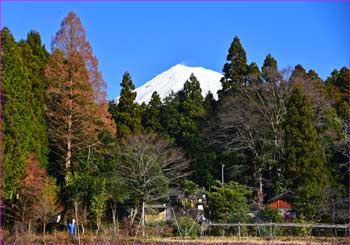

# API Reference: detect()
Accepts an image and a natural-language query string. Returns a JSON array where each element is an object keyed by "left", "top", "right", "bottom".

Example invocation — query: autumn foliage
[
  {"left": 45, "top": 12, "right": 115, "bottom": 176},
  {"left": 7, "top": 153, "right": 62, "bottom": 234}
]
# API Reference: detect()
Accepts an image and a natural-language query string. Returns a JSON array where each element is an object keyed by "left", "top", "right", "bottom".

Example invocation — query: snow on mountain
[{"left": 116, "top": 64, "right": 223, "bottom": 104}]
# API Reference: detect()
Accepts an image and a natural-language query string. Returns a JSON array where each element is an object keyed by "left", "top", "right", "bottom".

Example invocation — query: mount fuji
[{"left": 115, "top": 64, "right": 223, "bottom": 104}]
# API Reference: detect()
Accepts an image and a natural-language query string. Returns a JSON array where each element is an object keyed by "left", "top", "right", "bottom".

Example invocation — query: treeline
[{"left": 2, "top": 11, "right": 349, "bottom": 238}]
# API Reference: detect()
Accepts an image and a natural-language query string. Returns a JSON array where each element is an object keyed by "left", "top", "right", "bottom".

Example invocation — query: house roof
[{"left": 268, "top": 190, "right": 295, "bottom": 204}]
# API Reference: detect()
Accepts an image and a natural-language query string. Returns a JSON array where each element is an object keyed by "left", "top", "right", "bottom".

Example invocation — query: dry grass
[
  {"left": 2, "top": 230, "right": 348, "bottom": 244},
  {"left": 141, "top": 236, "right": 349, "bottom": 244}
]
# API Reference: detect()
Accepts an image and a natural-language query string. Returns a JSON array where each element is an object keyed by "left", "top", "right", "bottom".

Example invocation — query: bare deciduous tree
[
  {"left": 119, "top": 133, "right": 190, "bottom": 236},
  {"left": 290, "top": 68, "right": 333, "bottom": 130},
  {"left": 206, "top": 70, "right": 292, "bottom": 209}
]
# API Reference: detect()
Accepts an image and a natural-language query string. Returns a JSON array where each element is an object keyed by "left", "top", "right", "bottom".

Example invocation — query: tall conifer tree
[
  {"left": 203, "top": 91, "right": 216, "bottom": 114},
  {"left": 111, "top": 72, "right": 142, "bottom": 138},
  {"left": 18, "top": 31, "right": 49, "bottom": 167},
  {"left": 262, "top": 54, "right": 280, "bottom": 83},
  {"left": 2, "top": 28, "right": 32, "bottom": 200},
  {"left": 247, "top": 62, "right": 262, "bottom": 85},
  {"left": 181, "top": 74, "right": 204, "bottom": 117},
  {"left": 325, "top": 67, "right": 350, "bottom": 121},
  {"left": 144, "top": 92, "right": 162, "bottom": 132},
  {"left": 284, "top": 85, "right": 327, "bottom": 185},
  {"left": 45, "top": 12, "right": 115, "bottom": 179},
  {"left": 284, "top": 86, "right": 331, "bottom": 218},
  {"left": 219, "top": 36, "right": 248, "bottom": 98}
]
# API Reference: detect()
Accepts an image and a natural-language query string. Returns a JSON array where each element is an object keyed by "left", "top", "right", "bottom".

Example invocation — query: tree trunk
[
  {"left": 66, "top": 80, "right": 73, "bottom": 172},
  {"left": 43, "top": 222, "right": 46, "bottom": 242},
  {"left": 111, "top": 203, "right": 117, "bottom": 236},
  {"left": 332, "top": 199, "right": 336, "bottom": 223},
  {"left": 130, "top": 208, "right": 138, "bottom": 224},
  {"left": 142, "top": 201, "right": 145, "bottom": 237},
  {"left": 27, "top": 219, "right": 32, "bottom": 235},
  {"left": 96, "top": 215, "right": 100, "bottom": 235},
  {"left": 257, "top": 172, "right": 264, "bottom": 210},
  {"left": 43, "top": 193, "right": 47, "bottom": 239},
  {"left": 43, "top": 215, "right": 47, "bottom": 236},
  {"left": 66, "top": 135, "right": 71, "bottom": 171},
  {"left": 74, "top": 200, "right": 81, "bottom": 245}
]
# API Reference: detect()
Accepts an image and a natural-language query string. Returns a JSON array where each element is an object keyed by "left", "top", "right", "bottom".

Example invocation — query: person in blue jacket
[{"left": 68, "top": 219, "right": 76, "bottom": 239}]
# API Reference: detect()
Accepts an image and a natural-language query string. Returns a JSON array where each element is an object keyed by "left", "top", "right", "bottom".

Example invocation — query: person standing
[{"left": 68, "top": 219, "right": 76, "bottom": 240}]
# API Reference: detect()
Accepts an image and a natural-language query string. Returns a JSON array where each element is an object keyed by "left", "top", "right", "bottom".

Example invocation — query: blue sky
[{"left": 2, "top": 1, "right": 349, "bottom": 100}]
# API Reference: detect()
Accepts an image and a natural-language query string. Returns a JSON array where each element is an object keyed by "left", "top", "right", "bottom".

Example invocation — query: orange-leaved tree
[
  {"left": 8, "top": 153, "right": 62, "bottom": 235},
  {"left": 45, "top": 12, "right": 115, "bottom": 179}
]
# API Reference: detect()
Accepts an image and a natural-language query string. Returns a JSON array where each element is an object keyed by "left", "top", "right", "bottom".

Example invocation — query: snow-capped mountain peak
[{"left": 116, "top": 64, "right": 223, "bottom": 104}]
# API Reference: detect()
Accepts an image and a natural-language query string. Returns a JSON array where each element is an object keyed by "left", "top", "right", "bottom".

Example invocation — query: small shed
[
  {"left": 145, "top": 203, "right": 170, "bottom": 222},
  {"left": 268, "top": 190, "right": 294, "bottom": 209}
]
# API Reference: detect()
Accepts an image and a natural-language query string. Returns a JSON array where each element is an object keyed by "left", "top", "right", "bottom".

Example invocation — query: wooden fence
[{"left": 203, "top": 222, "right": 349, "bottom": 238}]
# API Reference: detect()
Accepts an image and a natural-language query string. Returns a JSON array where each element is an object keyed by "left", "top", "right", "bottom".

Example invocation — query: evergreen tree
[
  {"left": 159, "top": 76, "right": 218, "bottom": 186},
  {"left": 208, "top": 181, "right": 251, "bottom": 223},
  {"left": 180, "top": 74, "right": 205, "bottom": 117},
  {"left": 203, "top": 91, "right": 216, "bottom": 114},
  {"left": 159, "top": 76, "right": 203, "bottom": 147},
  {"left": 160, "top": 92, "right": 182, "bottom": 138},
  {"left": 144, "top": 92, "right": 162, "bottom": 132},
  {"left": 325, "top": 67, "right": 350, "bottom": 121},
  {"left": 247, "top": 62, "right": 262, "bottom": 85},
  {"left": 173, "top": 74, "right": 204, "bottom": 147},
  {"left": 139, "top": 101, "right": 148, "bottom": 131},
  {"left": 18, "top": 31, "right": 49, "bottom": 168},
  {"left": 325, "top": 67, "right": 349, "bottom": 193},
  {"left": 2, "top": 27, "right": 32, "bottom": 201},
  {"left": 284, "top": 85, "right": 327, "bottom": 186},
  {"left": 180, "top": 75, "right": 218, "bottom": 186},
  {"left": 110, "top": 72, "right": 142, "bottom": 138},
  {"left": 289, "top": 66, "right": 346, "bottom": 219},
  {"left": 284, "top": 86, "right": 331, "bottom": 219},
  {"left": 262, "top": 54, "right": 277, "bottom": 75},
  {"left": 290, "top": 64, "right": 307, "bottom": 82},
  {"left": 262, "top": 54, "right": 280, "bottom": 83},
  {"left": 218, "top": 36, "right": 248, "bottom": 98}
]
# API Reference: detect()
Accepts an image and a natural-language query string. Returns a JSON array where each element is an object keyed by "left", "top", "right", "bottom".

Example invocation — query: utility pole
[{"left": 222, "top": 164, "right": 225, "bottom": 184}]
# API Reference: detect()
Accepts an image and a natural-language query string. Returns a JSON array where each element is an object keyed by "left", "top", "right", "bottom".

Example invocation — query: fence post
[{"left": 238, "top": 224, "right": 241, "bottom": 239}]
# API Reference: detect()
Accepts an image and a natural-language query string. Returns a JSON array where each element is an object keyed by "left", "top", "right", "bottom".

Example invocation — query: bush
[
  {"left": 208, "top": 181, "right": 251, "bottom": 223},
  {"left": 146, "top": 222, "right": 173, "bottom": 237},
  {"left": 290, "top": 215, "right": 311, "bottom": 236},
  {"left": 259, "top": 206, "right": 283, "bottom": 223},
  {"left": 176, "top": 216, "right": 200, "bottom": 238}
]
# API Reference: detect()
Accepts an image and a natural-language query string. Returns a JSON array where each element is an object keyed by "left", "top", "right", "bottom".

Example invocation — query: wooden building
[{"left": 268, "top": 190, "right": 294, "bottom": 209}]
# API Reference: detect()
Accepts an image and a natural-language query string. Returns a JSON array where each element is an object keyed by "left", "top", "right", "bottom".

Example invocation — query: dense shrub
[
  {"left": 258, "top": 206, "right": 284, "bottom": 223},
  {"left": 176, "top": 216, "right": 200, "bottom": 238}
]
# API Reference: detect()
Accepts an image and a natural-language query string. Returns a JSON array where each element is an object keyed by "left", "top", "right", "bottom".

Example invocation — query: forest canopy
[{"left": 1, "top": 11, "right": 349, "bottom": 242}]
